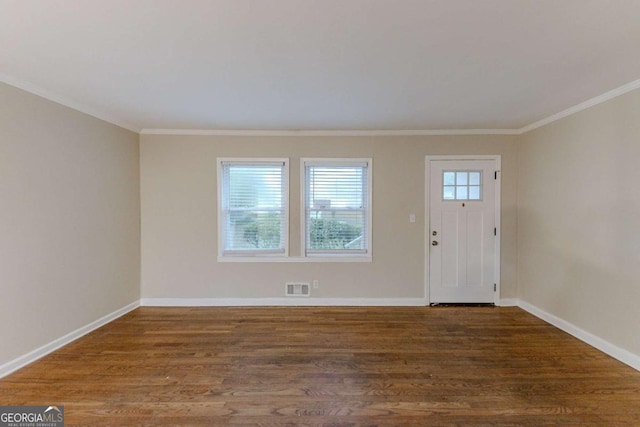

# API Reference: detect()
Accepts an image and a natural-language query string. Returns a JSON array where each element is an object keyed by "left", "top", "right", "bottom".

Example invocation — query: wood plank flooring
[{"left": 1, "top": 307, "right": 639, "bottom": 426}]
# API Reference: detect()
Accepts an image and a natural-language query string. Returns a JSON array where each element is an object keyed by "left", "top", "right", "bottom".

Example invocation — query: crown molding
[
  {"left": 0, "top": 73, "right": 140, "bottom": 133},
  {"left": 518, "top": 78, "right": 640, "bottom": 134},
  {"left": 139, "top": 128, "right": 520, "bottom": 136},
  {"left": 4, "top": 73, "right": 639, "bottom": 137},
  {"left": 140, "top": 78, "right": 640, "bottom": 137}
]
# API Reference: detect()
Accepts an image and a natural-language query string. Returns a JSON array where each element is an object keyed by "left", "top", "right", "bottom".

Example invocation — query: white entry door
[{"left": 427, "top": 157, "right": 500, "bottom": 304}]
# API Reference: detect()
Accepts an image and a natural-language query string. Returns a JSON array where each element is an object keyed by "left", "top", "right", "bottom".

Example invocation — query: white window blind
[
  {"left": 303, "top": 159, "right": 371, "bottom": 256},
  {"left": 219, "top": 160, "right": 287, "bottom": 256}
]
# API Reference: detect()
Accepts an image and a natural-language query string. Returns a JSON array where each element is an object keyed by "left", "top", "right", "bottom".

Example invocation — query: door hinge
[
  {"left": 494, "top": 171, "right": 497, "bottom": 180},
  {"left": 494, "top": 284, "right": 497, "bottom": 292},
  {"left": 494, "top": 227, "right": 497, "bottom": 236}
]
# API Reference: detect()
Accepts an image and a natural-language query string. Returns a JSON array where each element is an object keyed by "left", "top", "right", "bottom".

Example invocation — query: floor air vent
[{"left": 285, "top": 282, "right": 310, "bottom": 297}]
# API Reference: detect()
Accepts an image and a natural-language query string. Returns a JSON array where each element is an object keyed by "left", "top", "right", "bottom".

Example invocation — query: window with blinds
[
  {"left": 302, "top": 159, "right": 372, "bottom": 257},
  {"left": 218, "top": 159, "right": 288, "bottom": 256}
]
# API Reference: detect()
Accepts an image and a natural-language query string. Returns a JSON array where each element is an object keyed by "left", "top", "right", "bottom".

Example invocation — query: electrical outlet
[{"left": 313, "top": 280, "right": 319, "bottom": 289}]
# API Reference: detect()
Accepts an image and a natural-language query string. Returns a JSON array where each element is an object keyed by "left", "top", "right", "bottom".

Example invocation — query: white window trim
[
  {"left": 217, "top": 158, "right": 289, "bottom": 260},
  {"left": 300, "top": 158, "right": 373, "bottom": 261}
]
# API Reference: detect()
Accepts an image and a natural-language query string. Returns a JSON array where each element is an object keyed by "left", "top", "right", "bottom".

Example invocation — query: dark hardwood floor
[{"left": 1, "top": 307, "right": 639, "bottom": 426}]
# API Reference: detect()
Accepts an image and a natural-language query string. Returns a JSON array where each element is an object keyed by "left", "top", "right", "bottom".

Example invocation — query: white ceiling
[{"left": 2, "top": 0, "right": 640, "bottom": 133}]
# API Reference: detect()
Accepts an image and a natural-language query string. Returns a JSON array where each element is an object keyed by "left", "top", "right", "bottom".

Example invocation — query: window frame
[
  {"left": 300, "top": 158, "right": 373, "bottom": 261},
  {"left": 217, "top": 158, "right": 289, "bottom": 260}
]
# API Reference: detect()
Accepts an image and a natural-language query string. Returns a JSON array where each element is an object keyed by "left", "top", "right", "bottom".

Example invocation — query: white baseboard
[
  {"left": 5, "top": 297, "right": 637, "bottom": 378},
  {"left": 0, "top": 300, "right": 140, "bottom": 379},
  {"left": 140, "top": 297, "right": 426, "bottom": 307},
  {"left": 518, "top": 299, "right": 640, "bottom": 372}
]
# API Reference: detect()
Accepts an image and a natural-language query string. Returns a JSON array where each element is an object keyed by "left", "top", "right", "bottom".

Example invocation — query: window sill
[{"left": 217, "top": 256, "right": 372, "bottom": 263}]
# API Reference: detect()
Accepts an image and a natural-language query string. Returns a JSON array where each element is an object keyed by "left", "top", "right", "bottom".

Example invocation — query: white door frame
[{"left": 424, "top": 155, "right": 501, "bottom": 305}]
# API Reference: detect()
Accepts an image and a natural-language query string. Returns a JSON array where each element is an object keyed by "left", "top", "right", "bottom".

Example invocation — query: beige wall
[
  {"left": 0, "top": 83, "right": 140, "bottom": 367},
  {"left": 518, "top": 89, "right": 640, "bottom": 356},
  {"left": 140, "top": 134, "right": 518, "bottom": 301},
  {"left": 4, "top": 77, "right": 639, "bottom": 369}
]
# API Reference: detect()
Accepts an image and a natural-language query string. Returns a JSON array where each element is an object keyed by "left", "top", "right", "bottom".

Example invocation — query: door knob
[{"left": 432, "top": 241, "right": 438, "bottom": 246}]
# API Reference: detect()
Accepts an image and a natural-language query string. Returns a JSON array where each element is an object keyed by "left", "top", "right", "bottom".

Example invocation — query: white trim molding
[
  {"left": 0, "top": 73, "right": 140, "bottom": 133},
  {"left": 0, "top": 300, "right": 140, "bottom": 379},
  {"left": 519, "top": 78, "right": 640, "bottom": 134},
  {"left": 142, "top": 78, "right": 640, "bottom": 137},
  {"left": 140, "top": 298, "right": 426, "bottom": 307},
  {"left": 3, "top": 297, "right": 638, "bottom": 378},
  {"left": 4, "top": 73, "right": 639, "bottom": 137},
  {"left": 139, "top": 128, "right": 520, "bottom": 136},
  {"left": 518, "top": 300, "right": 640, "bottom": 372}
]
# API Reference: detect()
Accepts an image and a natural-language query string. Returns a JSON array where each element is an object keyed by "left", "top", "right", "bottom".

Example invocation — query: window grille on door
[{"left": 442, "top": 170, "right": 482, "bottom": 201}]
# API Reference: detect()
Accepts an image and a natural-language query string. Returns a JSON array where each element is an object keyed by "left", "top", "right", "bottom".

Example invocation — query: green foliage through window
[
  {"left": 240, "top": 213, "right": 282, "bottom": 249},
  {"left": 239, "top": 216, "right": 362, "bottom": 250},
  {"left": 310, "top": 218, "right": 362, "bottom": 250}
]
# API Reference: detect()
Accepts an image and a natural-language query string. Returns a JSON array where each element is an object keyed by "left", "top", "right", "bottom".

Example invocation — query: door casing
[{"left": 424, "top": 155, "right": 501, "bottom": 305}]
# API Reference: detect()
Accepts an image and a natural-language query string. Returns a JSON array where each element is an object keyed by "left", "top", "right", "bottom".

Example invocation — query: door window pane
[
  {"left": 456, "top": 186, "right": 468, "bottom": 199},
  {"left": 443, "top": 172, "right": 456, "bottom": 185},
  {"left": 443, "top": 186, "right": 455, "bottom": 200},
  {"left": 469, "top": 186, "right": 481, "bottom": 200},
  {"left": 469, "top": 172, "right": 480, "bottom": 185},
  {"left": 442, "top": 170, "right": 482, "bottom": 201},
  {"left": 456, "top": 172, "right": 468, "bottom": 185}
]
